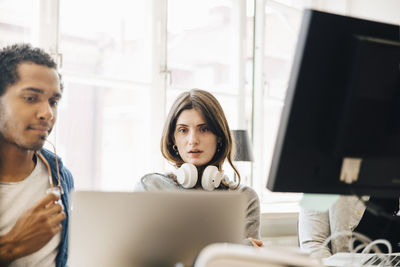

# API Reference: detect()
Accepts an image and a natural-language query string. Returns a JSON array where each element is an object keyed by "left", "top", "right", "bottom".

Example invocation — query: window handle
[
  {"left": 161, "top": 69, "right": 172, "bottom": 86},
  {"left": 51, "top": 52, "right": 63, "bottom": 70}
]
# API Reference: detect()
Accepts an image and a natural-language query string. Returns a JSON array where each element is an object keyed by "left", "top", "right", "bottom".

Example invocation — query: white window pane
[
  {"left": 167, "top": 0, "right": 236, "bottom": 94},
  {"left": 213, "top": 93, "right": 239, "bottom": 130},
  {"left": 260, "top": 2, "right": 307, "bottom": 203},
  {"left": 57, "top": 0, "right": 158, "bottom": 191},
  {"left": 0, "top": 0, "right": 38, "bottom": 45},
  {"left": 263, "top": 4, "right": 302, "bottom": 100},
  {"left": 166, "top": 0, "right": 254, "bottom": 129},
  {"left": 56, "top": 83, "right": 154, "bottom": 191},
  {"left": 59, "top": 0, "right": 152, "bottom": 82}
]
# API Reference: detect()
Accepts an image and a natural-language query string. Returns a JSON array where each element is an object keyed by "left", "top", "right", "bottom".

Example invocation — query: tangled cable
[{"left": 312, "top": 231, "right": 394, "bottom": 266}]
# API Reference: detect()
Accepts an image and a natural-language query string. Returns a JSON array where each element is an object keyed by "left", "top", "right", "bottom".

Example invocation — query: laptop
[{"left": 68, "top": 191, "right": 246, "bottom": 267}]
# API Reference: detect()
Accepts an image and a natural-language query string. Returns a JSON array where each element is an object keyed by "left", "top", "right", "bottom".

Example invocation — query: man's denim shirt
[{"left": 41, "top": 148, "right": 74, "bottom": 267}]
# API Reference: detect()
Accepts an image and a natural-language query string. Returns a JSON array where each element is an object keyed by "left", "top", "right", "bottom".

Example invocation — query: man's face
[{"left": 0, "top": 62, "right": 62, "bottom": 151}]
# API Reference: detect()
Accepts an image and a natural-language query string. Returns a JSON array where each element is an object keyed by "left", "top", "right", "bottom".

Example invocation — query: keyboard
[
  {"left": 323, "top": 253, "right": 400, "bottom": 267},
  {"left": 363, "top": 254, "right": 400, "bottom": 266}
]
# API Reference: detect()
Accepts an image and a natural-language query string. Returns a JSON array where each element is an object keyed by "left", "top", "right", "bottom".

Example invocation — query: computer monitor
[{"left": 267, "top": 9, "right": 400, "bottom": 197}]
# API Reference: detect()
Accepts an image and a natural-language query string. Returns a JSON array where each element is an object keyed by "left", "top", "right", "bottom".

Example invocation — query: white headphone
[{"left": 176, "top": 163, "right": 223, "bottom": 191}]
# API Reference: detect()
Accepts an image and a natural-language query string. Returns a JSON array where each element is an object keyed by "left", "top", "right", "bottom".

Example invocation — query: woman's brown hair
[{"left": 160, "top": 89, "right": 240, "bottom": 189}]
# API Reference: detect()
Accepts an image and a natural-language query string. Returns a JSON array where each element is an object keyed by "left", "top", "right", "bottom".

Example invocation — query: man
[{"left": 0, "top": 44, "right": 74, "bottom": 267}]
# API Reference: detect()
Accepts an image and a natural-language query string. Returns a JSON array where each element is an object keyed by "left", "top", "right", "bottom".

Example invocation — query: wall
[
  {"left": 314, "top": 0, "right": 400, "bottom": 24},
  {"left": 260, "top": 212, "right": 298, "bottom": 247}
]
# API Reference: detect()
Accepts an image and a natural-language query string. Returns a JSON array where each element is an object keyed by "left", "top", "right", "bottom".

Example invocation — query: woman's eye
[
  {"left": 178, "top": 128, "right": 187, "bottom": 133},
  {"left": 200, "top": 127, "right": 209, "bottom": 132},
  {"left": 24, "top": 96, "right": 37, "bottom": 102}
]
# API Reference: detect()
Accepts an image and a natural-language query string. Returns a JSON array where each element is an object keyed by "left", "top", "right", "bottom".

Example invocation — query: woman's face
[{"left": 174, "top": 108, "right": 218, "bottom": 167}]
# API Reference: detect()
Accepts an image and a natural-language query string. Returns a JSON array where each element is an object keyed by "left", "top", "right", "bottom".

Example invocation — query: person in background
[
  {"left": 0, "top": 43, "right": 74, "bottom": 267},
  {"left": 299, "top": 195, "right": 400, "bottom": 258},
  {"left": 135, "top": 88, "right": 262, "bottom": 247}
]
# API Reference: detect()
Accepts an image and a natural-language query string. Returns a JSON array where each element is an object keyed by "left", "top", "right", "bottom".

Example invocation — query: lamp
[
  {"left": 231, "top": 130, "right": 254, "bottom": 185},
  {"left": 232, "top": 130, "right": 254, "bottom": 162}
]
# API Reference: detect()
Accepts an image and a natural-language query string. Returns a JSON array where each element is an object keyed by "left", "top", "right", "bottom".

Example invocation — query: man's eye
[{"left": 49, "top": 99, "right": 59, "bottom": 107}]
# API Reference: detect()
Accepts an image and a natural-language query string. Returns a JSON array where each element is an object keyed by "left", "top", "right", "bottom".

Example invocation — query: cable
[
  {"left": 311, "top": 231, "right": 372, "bottom": 256},
  {"left": 312, "top": 231, "right": 394, "bottom": 267},
  {"left": 360, "top": 239, "right": 392, "bottom": 266},
  {"left": 45, "top": 139, "right": 62, "bottom": 191},
  {"left": 35, "top": 139, "right": 64, "bottom": 195}
]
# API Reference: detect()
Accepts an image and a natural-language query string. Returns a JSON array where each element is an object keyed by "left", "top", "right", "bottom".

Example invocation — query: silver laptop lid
[{"left": 68, "top": 190, "right": 246, "bottom": 267}]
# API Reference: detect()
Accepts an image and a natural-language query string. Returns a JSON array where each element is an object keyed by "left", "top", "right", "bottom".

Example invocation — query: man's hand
[{"left": 0, "top": 193, "right": 65, "bottom": 265}]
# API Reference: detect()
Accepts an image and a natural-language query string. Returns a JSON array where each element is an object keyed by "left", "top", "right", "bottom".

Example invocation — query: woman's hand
[{"left": 248, "top": 237, "right": 263, "bottom": 247}]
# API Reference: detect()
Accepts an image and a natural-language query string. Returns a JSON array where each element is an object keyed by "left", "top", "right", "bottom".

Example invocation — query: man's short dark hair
[{"left": 0, "top": 43, "right": 63, "bottom": 96}]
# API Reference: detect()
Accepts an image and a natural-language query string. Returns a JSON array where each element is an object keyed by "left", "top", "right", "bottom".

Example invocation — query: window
[
  {"left": 166, "top": 0, "right": 252, "bottom": 126},
  {"left": 55, "top": 0, "right": 254, "bottom": 191},
  {"left": 0, "top": 0, "right": 38, "bottom": 46},
  {"left": 163, "top": 0, "right": 254, "bottom": 177},
  {"left": 252, "top": 0, "right": 311, "bottom": 211},
  {"left": 1, "top": 0, "right": 368, "bottom": 211},
  {"left": 57, "top": 0, "right": 157, "bottom": 190}
]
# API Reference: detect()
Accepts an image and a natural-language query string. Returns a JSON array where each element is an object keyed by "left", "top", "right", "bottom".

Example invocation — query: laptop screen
[{"left": 68, "top": 191, "right": 246, "bottom": 267}]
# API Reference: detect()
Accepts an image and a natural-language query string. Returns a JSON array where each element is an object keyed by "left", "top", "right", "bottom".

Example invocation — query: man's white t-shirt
[{"left": 0, "top": 159, "right": 61, "bottom": 267}]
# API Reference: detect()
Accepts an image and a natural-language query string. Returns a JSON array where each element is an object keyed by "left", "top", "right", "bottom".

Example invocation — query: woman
[{"left": 135, "top": 89, "right": 262, "bottom": 246}]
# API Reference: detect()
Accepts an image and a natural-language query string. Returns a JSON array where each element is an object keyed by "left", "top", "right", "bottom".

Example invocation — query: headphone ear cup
[
  {"left": 201, "top": 166, "right": 222, "bottom": 191},
  {"left": 176, "top": 163, "right": 198, "bottom": 188}
]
